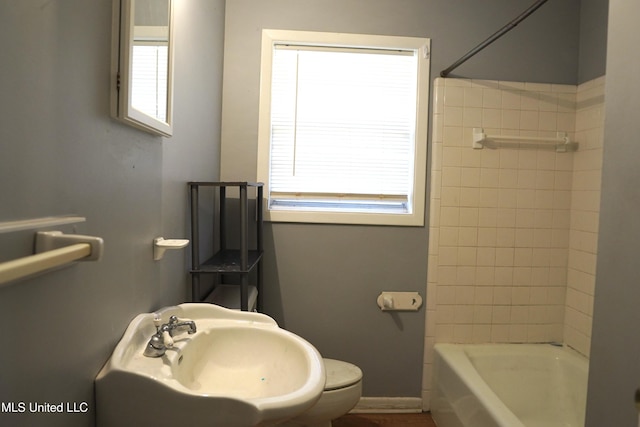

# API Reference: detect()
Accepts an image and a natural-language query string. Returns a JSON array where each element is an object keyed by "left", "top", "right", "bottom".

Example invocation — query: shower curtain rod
[{"left": 440, "top": 0, "right": 550, "bottom": 77}]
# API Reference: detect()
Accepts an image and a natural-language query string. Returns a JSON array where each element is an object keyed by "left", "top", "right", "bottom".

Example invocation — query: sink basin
[{"left": 96, "top": 303, "right": 325, "bottom": 427}]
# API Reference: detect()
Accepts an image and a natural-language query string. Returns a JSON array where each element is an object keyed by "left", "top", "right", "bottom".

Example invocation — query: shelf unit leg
[
  {"left": 257, "top": 261, "right": 263, "bottom": 312},
  {"left": 190, "top": 184, "right": 200, "bottom": 302},
  {"left": 257, "top": 185, "right": 263, "bottom": 312},
  {"left": 192, "top": 274, "right": 200, "bottom": 303},
  {"left": 240, "top": 276, "right": 249, "bottom": 311},
  {"left": 240, "top": 185, "right": 248, "bottom": 311},
  {"left": 219, "top": 186, "right": 226, "bottom": 251}
]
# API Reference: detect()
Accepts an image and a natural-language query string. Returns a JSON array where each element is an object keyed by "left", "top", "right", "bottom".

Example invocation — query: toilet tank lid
[{"left": 323, "top": 358, "right": 363, "bottom": 391}]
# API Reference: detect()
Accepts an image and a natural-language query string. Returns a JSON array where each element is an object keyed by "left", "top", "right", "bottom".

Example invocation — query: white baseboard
[{"left": 350, "top": 397, "right": 423, "bottom": 413}]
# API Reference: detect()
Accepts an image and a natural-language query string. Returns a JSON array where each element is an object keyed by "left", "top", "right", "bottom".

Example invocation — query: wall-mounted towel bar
[
  {"left": 0, "top": 216, "right": 86, "bottom": 234},
  {"left": 472, "top": 128, "right": 578, "bottom": 152},
  {"left": 0, "top": 230, "right": 103, "bottom": 287}
]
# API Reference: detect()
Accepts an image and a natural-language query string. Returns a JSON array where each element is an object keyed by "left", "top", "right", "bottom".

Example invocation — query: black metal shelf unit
[{"left": 189, "top": 181, "right": 263, "bottom": 311}]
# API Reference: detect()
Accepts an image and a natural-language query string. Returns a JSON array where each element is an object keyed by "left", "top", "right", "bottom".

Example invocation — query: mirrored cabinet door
[{"left": 111, "top": 0, "right": 174, "bottom": 137}]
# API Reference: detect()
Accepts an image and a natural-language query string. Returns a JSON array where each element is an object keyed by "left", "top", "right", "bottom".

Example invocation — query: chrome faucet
[{"left": 143, "top": 315, "right": 197, "bottom": 357}]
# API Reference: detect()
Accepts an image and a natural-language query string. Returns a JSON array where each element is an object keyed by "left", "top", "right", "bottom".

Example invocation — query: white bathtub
[{"left": 431, "top": 343, "right": 588, "bottom": 427}]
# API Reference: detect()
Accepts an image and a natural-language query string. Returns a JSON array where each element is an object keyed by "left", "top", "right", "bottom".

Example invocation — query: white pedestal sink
[{"left": 96, "top": 304, "right": 325, "bottom": 427}]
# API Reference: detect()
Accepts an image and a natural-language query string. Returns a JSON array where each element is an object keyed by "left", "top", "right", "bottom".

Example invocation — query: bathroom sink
[{"left": 96, "top": 303, "right": 325, "bottom": 427}]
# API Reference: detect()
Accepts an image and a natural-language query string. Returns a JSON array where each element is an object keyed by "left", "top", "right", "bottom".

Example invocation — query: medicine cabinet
[{"left": 110, "top": 0, "right": 174, "bottom": 137}]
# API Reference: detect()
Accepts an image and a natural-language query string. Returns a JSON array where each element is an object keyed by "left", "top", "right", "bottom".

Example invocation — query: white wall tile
[
  {"left": 464, "top": 87, "right": 484, "bottom": 108},
  {"left": 501, "top": 109, "right": 520, "bottom": 130},
  {"left": 502, "top": 91, "right": 521, "bottom": 110},
  {"left": 463, "top": 108, "right": 483, "bottom": 127},
  {"left": 444, "top": 86, "right": 465, "bottom": 107},
  {"left": 482, "top": 108, "right": 502, "bottom": 128},
  {"left": 425, "top": 77, "right": 604, "bottom": 400},
  {"left": 482, "top": 89, "right": 502, "bottom": 109},
  {"left": 520, "top": 110, "right": 539, "bottom": 130},
  {"left": 444, "top": 106, "right": 463, "bottom": 126}
]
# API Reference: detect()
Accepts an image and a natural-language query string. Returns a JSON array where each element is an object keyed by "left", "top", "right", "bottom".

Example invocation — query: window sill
[{"left": 263, "top": 208, "right": 425, "bottom": 227}]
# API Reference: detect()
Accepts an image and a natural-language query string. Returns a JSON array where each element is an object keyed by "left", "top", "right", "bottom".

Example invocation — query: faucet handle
[
  {"left": 160, "top": 325, "right": 175, "bottom": 348},
  {"left": 153, "top": 316, "right": 163, "bottom": 331}
]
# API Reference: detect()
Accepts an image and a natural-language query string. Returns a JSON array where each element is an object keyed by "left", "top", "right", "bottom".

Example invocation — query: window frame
[{"left": 257, "top": 29, "right": 430, "bottom": 226}]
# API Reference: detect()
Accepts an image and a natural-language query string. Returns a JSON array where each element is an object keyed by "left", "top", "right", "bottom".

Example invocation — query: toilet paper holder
[{"left": 376, "top": 291, "right": 422, "bottom": 311}]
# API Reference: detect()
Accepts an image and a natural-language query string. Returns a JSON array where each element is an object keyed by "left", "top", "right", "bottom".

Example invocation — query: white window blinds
[
  {"left": 268, "top": 45, "right": 418, "bottom": 213},
  {"left": 131, "top": 45, "right": 168, "bottom": 122}
]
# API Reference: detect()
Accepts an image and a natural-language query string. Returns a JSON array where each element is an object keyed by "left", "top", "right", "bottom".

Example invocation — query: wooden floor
[{"left": 333, "top": 412, "right": 437, "bottom": 427}]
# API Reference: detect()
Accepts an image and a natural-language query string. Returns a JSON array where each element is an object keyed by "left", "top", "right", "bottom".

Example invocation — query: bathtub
[{"left": 431, "top": 343, "right": 588, "bottom": 427}]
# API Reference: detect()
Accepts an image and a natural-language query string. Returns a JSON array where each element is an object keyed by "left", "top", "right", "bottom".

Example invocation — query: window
[{"left": 257, "top": 30, "right": 430, "bottom": 226}]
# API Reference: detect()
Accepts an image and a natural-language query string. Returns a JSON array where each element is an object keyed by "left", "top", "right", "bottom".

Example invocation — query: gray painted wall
[
  {"left": 586, "top": 1, "right": 640, "bottom": 425},
  {"left": 578, "top": 0, "right": 609, "bottom": 83},
  {"left": 0, "top": 1, "right": 224, "bottom": 426},
  {"left": 220, "top": 0, "right": 583, "bottom": 398}
]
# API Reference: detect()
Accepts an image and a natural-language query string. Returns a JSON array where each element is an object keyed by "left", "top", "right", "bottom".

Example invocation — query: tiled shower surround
[{"left": 423, "top": 76, "right": 604, "bottom": 408}]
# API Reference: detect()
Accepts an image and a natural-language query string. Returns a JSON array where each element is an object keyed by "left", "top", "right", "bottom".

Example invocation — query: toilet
[{"left": 282, "top": 358, "right": 363, "bottom": 427}]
